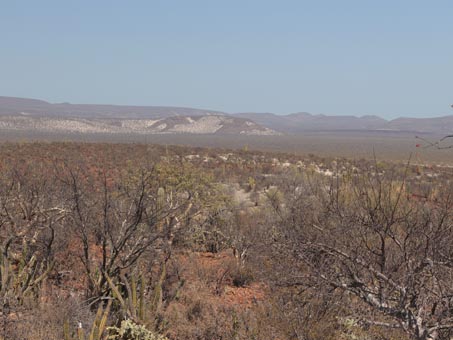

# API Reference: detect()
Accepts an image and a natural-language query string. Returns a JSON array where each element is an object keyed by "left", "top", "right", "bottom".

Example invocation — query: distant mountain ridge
[
  {"left": 1, "top": 96, "right": 453, "bottom": 135},
  {"left": 0, "top": 97, "right": 278, "bottom": 135},
  {"left": 0, "top": 96, "right": 224, "bottom": 119},
  {"left": 235, "top": 112, "right": 453, "bottom": 134},
  {"left": 235, "top": 112, "right": 389, "bottom": 133}
]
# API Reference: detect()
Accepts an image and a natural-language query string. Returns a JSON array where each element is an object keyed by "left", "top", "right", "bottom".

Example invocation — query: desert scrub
[{"left": 108, "top": 319, "right": 168, "bottom": 340}]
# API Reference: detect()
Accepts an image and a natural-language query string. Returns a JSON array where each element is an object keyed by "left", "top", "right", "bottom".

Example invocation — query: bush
[
  {"left": 186, "top": 300, "right": 204, "bottom": 321},
  {"left": 231, "top": 267, "right": 254, "bottom": 287}
]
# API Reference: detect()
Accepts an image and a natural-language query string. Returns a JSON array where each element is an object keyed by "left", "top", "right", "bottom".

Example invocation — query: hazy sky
[{"left": 1, "top": 1, "right": 452, "bottom": 118}]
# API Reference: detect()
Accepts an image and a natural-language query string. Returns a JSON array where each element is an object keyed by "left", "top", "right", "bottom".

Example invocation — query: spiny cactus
[
  {"left": 105, "top": 265, "right": 168, "bottom": 332},
  {"left": 107, "top": 319, "right": 168, "bottom": 340},
  {"left": 105, "top": 273, "right": 146, "bottom": 324},
  {"left": 64, "top": 300, "right": 112, "bottom": 340},
  {"left": 157, "top": 187, "right": 166, "bottom": 232},
  {"left": 151, "top": 262, "right": 166, "bottom": 317},
  {"left": 157, "top": 187, "right": 166, "bottom": 211}
]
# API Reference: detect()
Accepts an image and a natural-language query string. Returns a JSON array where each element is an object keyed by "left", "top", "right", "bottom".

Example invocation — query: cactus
[
  {"left": 64, "top": 319, "right": 71, "bottom": 340},
  {"left": 105, "top": 272, "right": 147, "bottom": 324},
  {"left": 104, "top": 266, "right": 168, "bottom": 332},
  {"left": 151, "top": 262, "right": 166, "bottom": 317},
  {"left": 157, "top": 187, "right": 165, "bottom": 212},
  {"left": 157, "top": 187, "right": 166, "bottom": 232},
  {"left": 89, "top": 300, "right": 112, "bottom": 340},
  {"left": 247, "top": 176, "right": 256, "bottom": 191},
  {"left": 138, "top": 275, "right": 145, "bottom": 321},
  {"left": 64, "top": 300, "right": 112, "bottom": 340},
  {"left": 107, "top": 319, "right": 168, "bottom": 340},
  {"left": 0, "top": 244, "right": 53, "bottom": 304}
]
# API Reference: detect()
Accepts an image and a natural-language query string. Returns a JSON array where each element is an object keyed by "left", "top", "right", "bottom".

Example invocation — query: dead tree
[
  {"left": 271, "top": 166, "right": 453, "bottom": 340},
  {"left": 416, "top": 135, "right": 453, "bottom": 150},
  {"left": 61, "top": 161, "right": 220, "bottom": 303}
]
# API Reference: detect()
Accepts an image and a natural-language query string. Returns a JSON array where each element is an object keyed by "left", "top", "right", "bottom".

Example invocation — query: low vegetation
[{"left": 0, "top": 142, "right": 452, "bottom": 339}]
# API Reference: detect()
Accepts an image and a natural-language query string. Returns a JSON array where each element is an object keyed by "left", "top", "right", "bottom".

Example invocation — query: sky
[{"left": 0, "top": 1, "right": 452, "bottom": 119}]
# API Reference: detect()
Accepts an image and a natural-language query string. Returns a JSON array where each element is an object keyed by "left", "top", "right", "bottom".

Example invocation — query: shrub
[{"left": 231, "top": 267, "right": 254, "bottom": 288}]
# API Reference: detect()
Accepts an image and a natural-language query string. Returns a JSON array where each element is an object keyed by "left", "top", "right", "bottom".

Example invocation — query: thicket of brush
[{"left": 0, "top": 142, "right": 452, "bottom": 340}]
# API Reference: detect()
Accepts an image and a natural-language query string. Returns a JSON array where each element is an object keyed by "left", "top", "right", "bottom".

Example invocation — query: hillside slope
[{"left": 0, "top": 115, "right": 279, "bottom": 135}]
